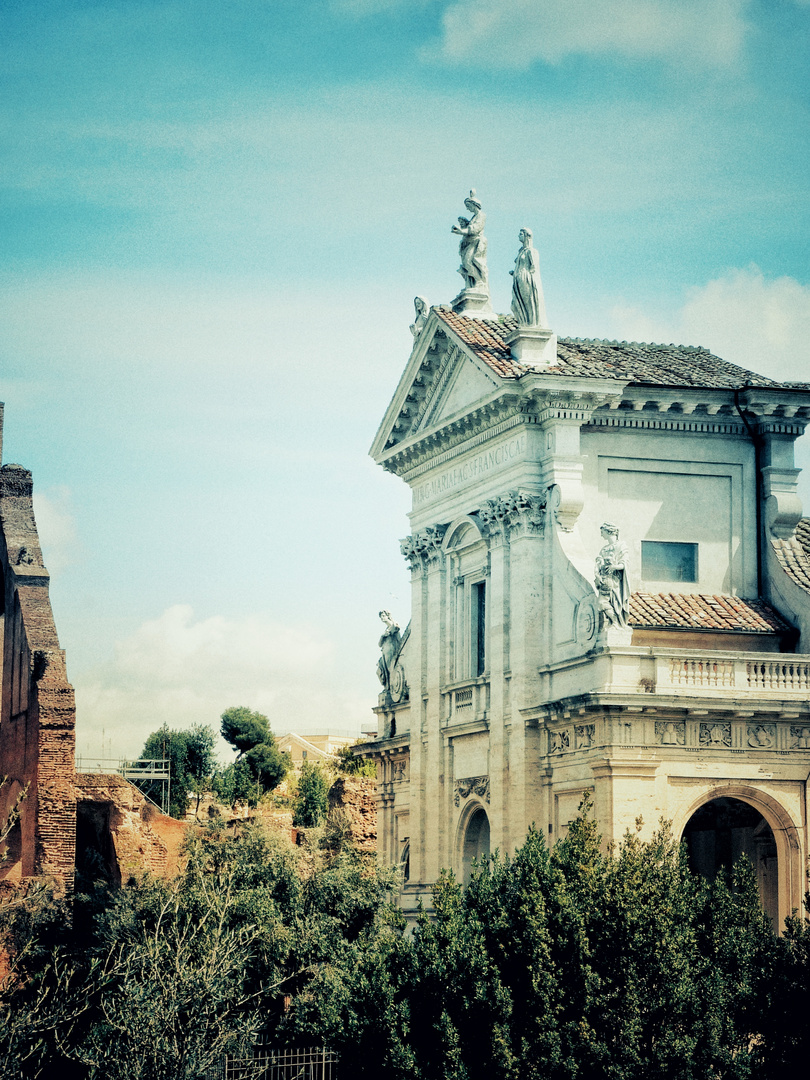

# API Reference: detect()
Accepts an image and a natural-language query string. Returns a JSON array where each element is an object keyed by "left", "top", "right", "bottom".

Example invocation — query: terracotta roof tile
[
  {"left": 435, "top": 307, "right": 800, "bottom": 390},
  {"left": 772, "top": 518, "right": 810, "bottom": 594},
  {"left": 629, "top": 593, "right": 793, "bottom": 634}
]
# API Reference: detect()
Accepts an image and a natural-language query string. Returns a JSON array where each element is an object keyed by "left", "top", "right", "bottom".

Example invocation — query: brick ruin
[
  {"left": 0, "top": 438, "right": 183, "bottom": 895},
  {"left": 0, "top": 462, "right": 77, "bottom": 891}
]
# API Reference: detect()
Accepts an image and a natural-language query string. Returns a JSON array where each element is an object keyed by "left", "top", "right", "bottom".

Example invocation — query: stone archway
[
  {"left": 682, "top": 797, "right": 778, "bottom": 924},
  {"left": 678, "top": 786, "right": 803, "bottom": 929},
  {"left": 460, "top": 804, "right": 490, "bottom": 885}
]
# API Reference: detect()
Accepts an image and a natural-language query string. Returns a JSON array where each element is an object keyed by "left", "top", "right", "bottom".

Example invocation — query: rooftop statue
[
  {"left": 410, "top": 296, "right": 429, "bottom": 339},
  {"left": 451, "top": 190, "right": 488, "bottom": 292},
  {"left": 510, "top": 227, "right": 548, "bottom": 327},
  {"left": 594, "top": 523, "right": 630, "bottom": 629}
]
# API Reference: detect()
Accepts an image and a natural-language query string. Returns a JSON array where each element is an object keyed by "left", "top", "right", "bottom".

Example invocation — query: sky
[{"left": 1, "top": 0, "right": 809, "bottom": 761}]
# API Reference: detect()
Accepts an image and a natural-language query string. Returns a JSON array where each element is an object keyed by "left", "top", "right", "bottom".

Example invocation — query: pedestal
[
  {"left": 451, "top": 288, "right": 493, "bottom": 318},
  {"left": 505, "top": 326, "right": 557, "bottom": 367}
]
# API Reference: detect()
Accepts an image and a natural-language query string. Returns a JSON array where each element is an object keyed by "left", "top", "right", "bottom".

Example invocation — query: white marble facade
[{"left": 360, "top": 246, "right": 810, "bottom": 929}]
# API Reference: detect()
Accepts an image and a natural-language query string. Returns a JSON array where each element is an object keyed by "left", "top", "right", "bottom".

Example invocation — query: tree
[
  {"left": 293, "top": 762, "right": 330, "bottom": 828},
  {"left": 140, "top": 723, "right": 217, "bottom": 819},
  {"left": 0, "top": 823, "right": 401, "bottom": 1078},
  {"left": 218, "top": 707, "right": 290, "bottom": 804},
  {"left": 335, "top": 743, "right": 376, "bottom": 778},
  {"left": 220, "top": 707, "right": 271, "bottom": 758}
]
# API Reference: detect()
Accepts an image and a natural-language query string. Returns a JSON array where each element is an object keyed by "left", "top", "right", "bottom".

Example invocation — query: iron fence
[{"left": 206, "top": 1046, "right": 338, "bottom": 1080}]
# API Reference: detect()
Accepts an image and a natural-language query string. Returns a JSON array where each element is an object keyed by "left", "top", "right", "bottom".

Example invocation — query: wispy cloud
[
  {"left": 610, "top": 265, "right": 810, "bottom": 384},
  {"left": 429, "top": 0, "right": 751, "bottom": 70},
  {"left": 75, "top": 604, "right": 372, "bottom": 760},
  {"left": 32, "top": 486, "right": 80, "bottom": 575}
]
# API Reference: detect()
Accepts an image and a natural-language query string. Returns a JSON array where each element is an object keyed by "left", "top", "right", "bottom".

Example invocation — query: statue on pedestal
[
  {"left": 452, "top": 191, "right": 488, "bottom": 292},
  {"left": 510, "top": 228, "right": 547, "bottom": 327},
  {"left": 594, "top": 523, "right": 630, "bottom": 629},
  {"left": 377, "top": 610, "right": 410, "bottom": 705}
]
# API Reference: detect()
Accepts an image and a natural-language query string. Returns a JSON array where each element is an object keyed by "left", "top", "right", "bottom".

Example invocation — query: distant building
[
  {"left": 359, "top": 200, "right": 810, "bottom": 927},
  {"left": 277, "top": 731, "right": 356, "bottom": 766}
]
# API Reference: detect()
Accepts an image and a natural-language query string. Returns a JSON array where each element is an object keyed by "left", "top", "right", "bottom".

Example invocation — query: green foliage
[
  {"left": 0, "top": 824, "right": 401, "bottom": 1079},
  {"left": 217, "top": 707, "right": 290, "bottom": 806},
  {"left": 2, "top": 802, "right": 808, "bottom": 1079},
  {"left": 293, "top": 762, "right": 330, "bottom": 828},
  {"left": 220, "top": 706, "right": 271, "bottom": 757},
  {"left": 335, "top": 743, "right": 377, "bottom": 778},
  {"left": 140, "top": 723, "right": 217, "bottom": 819}
]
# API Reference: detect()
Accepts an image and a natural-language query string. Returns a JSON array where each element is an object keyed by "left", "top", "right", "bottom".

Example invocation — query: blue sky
[{"left": 1, "top": 0, "right": 809, "bottom": 759}]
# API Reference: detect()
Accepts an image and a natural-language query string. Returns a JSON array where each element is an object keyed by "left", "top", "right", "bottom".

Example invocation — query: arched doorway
[
  {"left": 461, "top": 806, "right": 490, "bottom": 885},
  {"left": 682, "top": 797, "right": 778, "bottom": 924}
]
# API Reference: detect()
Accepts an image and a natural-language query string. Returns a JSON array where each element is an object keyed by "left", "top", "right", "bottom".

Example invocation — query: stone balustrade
[{"left": 605, "top": 648, "right": 810, "bottom": 699}]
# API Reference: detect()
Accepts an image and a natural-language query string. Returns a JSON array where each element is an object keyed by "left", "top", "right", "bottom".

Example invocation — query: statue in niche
[
  {"left": 377, "top": 610, "right": 410, "bottom": 705},
  {"left": 594, "top": 523, "right": 630, "bottom": 629},
  {"left": 410, "top": 296, "right": 430, "bottom": 339},
  {"left": 451, "top": 190, "right": 488, "bottom": 291},
  {"left": 510, "top": 228, "right": 547, "bottom": 327}
]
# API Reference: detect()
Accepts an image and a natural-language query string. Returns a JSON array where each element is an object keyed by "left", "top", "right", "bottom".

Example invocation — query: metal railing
[{"left": 216, "top": 1046, "right": 339, "bottom": 1080}]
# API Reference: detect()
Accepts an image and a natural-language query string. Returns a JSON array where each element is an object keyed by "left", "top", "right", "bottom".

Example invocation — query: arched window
[{"left": 462, "top": 806, "right": 490, "bottom": 885}]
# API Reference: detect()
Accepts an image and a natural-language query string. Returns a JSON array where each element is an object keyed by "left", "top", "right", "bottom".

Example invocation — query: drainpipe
[{"left": 734, "top": 387, "right": 764, "bottom": 598}]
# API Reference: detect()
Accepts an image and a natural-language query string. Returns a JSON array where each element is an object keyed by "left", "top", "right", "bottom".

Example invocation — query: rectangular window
[
  {"left": 642, "top": 541, "right": 698, "bottom": 583},
  {"left": 472, "top": 581, "right": 486, "bottom": 677}
]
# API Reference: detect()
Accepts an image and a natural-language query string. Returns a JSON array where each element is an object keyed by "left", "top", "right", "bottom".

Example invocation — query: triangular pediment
[{"left": 370, "top": 311, "right": 505, "bottom": 462}]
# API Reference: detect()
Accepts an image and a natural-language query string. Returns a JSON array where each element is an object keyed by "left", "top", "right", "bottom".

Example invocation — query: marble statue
[
  {"left": 594, "top": 523, "right": 630, "bottom": 629},
  {"left": 451, "top": 190, "right": 488, "bottom": 291},
  {"left": 510, "top": 228, "right": 547, "bottom": 327},
  {"left": 410, "top": 296, "right": 429, "bottom": 339},
  {"left": 377, "top": 610, "right": 410, "bottom": 706}
]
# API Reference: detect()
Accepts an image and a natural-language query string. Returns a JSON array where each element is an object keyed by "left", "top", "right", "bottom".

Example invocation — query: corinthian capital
[{"left": 400, "top": 524, "right": 448, "bottom": 571}]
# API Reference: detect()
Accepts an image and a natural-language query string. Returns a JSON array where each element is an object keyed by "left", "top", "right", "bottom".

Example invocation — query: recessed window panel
[{"left": 642, "top": 541, "right": 698, "bottom": 583}]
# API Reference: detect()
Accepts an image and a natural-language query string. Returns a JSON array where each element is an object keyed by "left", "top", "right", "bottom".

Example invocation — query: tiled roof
[
  {"left": 772, "top": 518, "right": 810, "bottom": 594},
  {"left": 629, "top": 593, "right": 793, "bottom": 634},
  {"left": 435, "top": 307, "right": 798, "bottom": 390}
]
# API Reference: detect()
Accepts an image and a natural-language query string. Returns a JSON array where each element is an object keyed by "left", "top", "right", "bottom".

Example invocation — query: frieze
[
  {"left": 400, "top": 524, "right": 449, "bottom": 571},
  {"left": 392, "top": 758, "right": 409, "bottom": 782},
  {"left": 454, "top": 775, "right": 490, "bottom": 807},
  {"left": 747, "top": 723, "right": 775, "bottom": 748},
  {"left": 477, "top": 489, "right": 546, "bottom": 539},
  {"left": 656, "top": 721, "right": 685, "bottom": 746},
  {"left": 575, "top": 724, "right": 594, "bottom": 750},
  {"left": 699, "top": 722, "right": 731, "bottom": 749},
  {"left": 789, "top": 725, "right": 810, "bottom": 749},
  {"left": 412, "top": 433, "right": 528, "bottom": 507},
  {"left": 549, "top": 729, "right": 570, "bottom": 754}
]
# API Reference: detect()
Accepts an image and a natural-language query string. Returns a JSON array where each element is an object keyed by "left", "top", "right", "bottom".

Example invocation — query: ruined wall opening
[
  {"left": 682, "top": 796, "right": 778, "bottom": 925},
  {"left": 462, "top": 806, "right": 490, "bottom": 886},
  {"left": 75, "top": 801, "right": 121, "bottom": 888}
]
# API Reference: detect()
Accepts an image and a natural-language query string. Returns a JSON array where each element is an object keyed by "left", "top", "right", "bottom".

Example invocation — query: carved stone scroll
[{"left": 454, "top": 775, "right": 490, "bottom": 807}]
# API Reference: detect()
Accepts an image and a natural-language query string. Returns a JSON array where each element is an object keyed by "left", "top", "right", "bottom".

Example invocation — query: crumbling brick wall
[
  {"left": 0, "top": 464, "right": 76, "bottom": 891},
  {"left": 328, "top": 776, "right": 377, "bottom": 852},
  {"left": 75, "top": 774, "right": 171, "bottom": 881}
]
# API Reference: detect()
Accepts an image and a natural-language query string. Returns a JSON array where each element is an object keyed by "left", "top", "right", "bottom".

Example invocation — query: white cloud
[
  {"left": 74, "top": 605, "right": 371, "bottom": 761},
  {"left": 431, "top": 0, "right": 750, "bottom": 70},
  {"left": 609, "top": 265, "right": 810, "bottom": 512},
  {"left": 610, "top": 265, "right": 810, "bottom": 384},
  {"left": 32, "top": 486, "right": 80, "bottom": 574}
]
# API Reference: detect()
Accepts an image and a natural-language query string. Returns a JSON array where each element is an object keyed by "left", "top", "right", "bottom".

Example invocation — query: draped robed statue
[{"left": 510, "top": 227, "right": 547, "bottom": 327}]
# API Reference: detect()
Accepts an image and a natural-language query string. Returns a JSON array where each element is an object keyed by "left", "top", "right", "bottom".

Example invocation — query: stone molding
[
  {"left": 453, "top": 775, "right": 490, "bottom": 807},
  {"left": 400, "top": 524, "right": 448, "bottom": 571}
]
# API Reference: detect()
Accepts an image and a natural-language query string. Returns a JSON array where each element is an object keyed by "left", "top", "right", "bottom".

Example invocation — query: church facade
[{"left": 360, "top": 194, "right": 810, "bottom": 928}]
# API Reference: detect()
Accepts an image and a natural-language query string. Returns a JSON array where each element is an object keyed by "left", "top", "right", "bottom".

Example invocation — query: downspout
[{"left": 734, "top": 387, "right": 764, "bottom": 598}]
